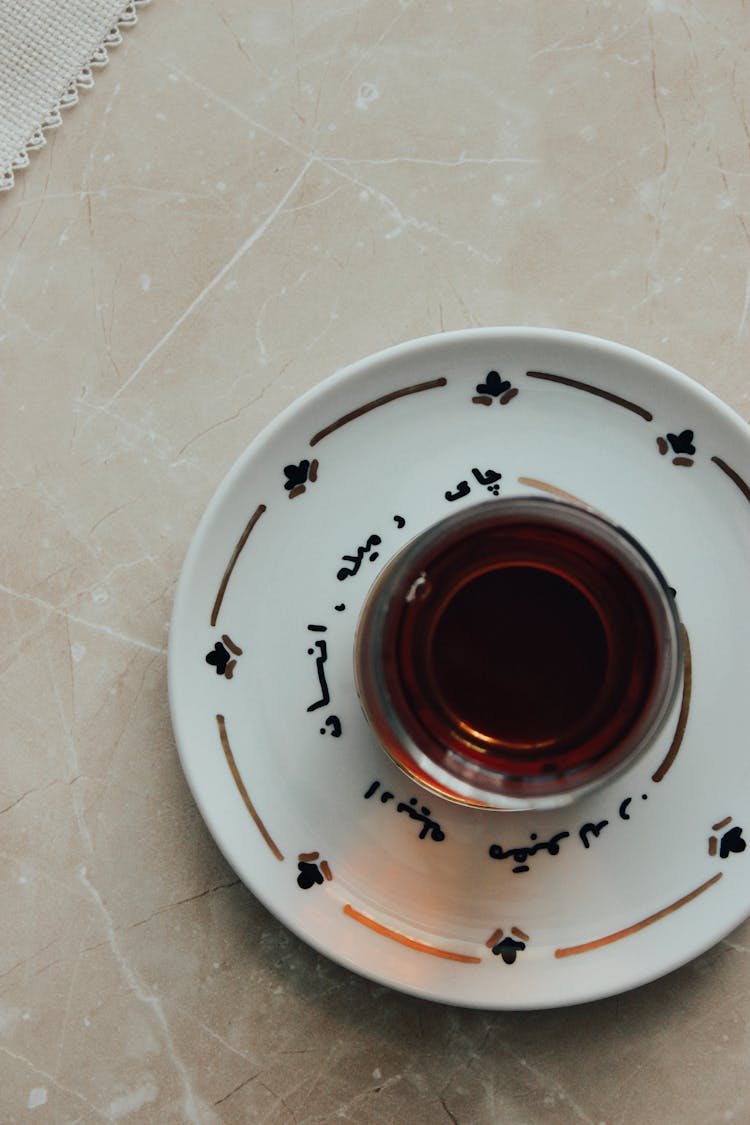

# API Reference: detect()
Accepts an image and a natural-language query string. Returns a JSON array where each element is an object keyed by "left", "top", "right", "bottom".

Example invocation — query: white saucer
[{"left": 168, "top": 328, "right": 750, "bottom": 1009}]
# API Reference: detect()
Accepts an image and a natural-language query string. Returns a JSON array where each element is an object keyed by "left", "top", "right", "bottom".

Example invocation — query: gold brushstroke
[
  {"left": 709, "top": 837, "right": 718, "bottom": 857},
  {"left": 472, "top": 395, "right": 492, "bottom": 406},
  {"left": 657, "top": 437, "right": 669, "bottom": 455},
  {"left": 288, "top": 485, "right": 305, "bottom": 500},
  {"left": 500, "top": 388, "right": 519, "bottom": 405},
  {"left": 526, "top": 370, "right": 653, "bottom": 422},
  {"left": 555, "top": 873, "right": 722, "bottom": 958},
  {"left": 216, "top": 715, "right": 283, "bottom": 861},
  {"left": 652, "top": 625, "right": 692, "bottom": 783},
  {"left": 486, "top": 928, "right": 504, "bottom": 948},
  {"left": 517, "top": 476, "right": 593, "bottom": 510},
  {"left": 225, "top": 659, "right": 237, "bottom": 680},
  {"left": 298, "top": 851, "right": 320, "bottom": 862},
  {"left": 343, "top": 905, "right": 481, "bottom": 963},
  {"left": 712, "top": 816, "right": 732, "bottom": 832},
  {"left": 308, "top": 458, "right": 319, "bottom": 483},
  {"left": 222, "top": 634, "right": 243, "bottom": 656},
  {"left": 672, "top": 457, "right": 694, "bottom": 468},
  {"left": 712, "top": 456, "right": 750, "bottom": 505},
  {"left": 511, "top": 926, "right": 530, "bottom": 942},
  {"left": 321, "top": 861, "right": 333, "bottom": 881},
  {"left": 309, "top": 378, "right": 447, "bottom": 447},
  {"left": 210, "top": 504, "right": 267, "bottom": 627}
]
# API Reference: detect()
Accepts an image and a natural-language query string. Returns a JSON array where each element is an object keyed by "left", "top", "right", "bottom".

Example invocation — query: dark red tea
[
  {"left": 429, "top": 564, "right": 610, "bottom": 747},
  {"left": 355, "top": 500, "right": 681, "bottom": 808}
]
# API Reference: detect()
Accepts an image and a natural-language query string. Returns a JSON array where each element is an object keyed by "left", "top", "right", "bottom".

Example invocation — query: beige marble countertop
[{"left": 3, "top": 1, "right": 750, "bottom": 1121}]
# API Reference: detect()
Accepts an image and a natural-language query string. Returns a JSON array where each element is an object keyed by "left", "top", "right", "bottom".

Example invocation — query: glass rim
[{"left": 354, "top": 497, "right": 684, "bottom": 811}]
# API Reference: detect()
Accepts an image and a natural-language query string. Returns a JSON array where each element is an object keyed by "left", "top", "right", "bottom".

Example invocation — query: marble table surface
[{"left": 2, "top": 1, "right": 750, "bottom": 1121}]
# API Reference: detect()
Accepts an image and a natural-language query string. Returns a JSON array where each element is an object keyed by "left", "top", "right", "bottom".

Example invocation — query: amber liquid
[
  {"left": 431, "top": 565, "right": 609, "bottom": 746},
  {"left": 387, "top": 521, "right": 659, "bottom": 782}
]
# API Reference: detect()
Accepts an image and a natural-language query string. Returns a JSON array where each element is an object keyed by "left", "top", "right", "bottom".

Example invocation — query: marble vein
[
  {"left": 213, "top": 1072, "right": 260, "bottom": 1107},
  {"left": 0, "top": 584, "right": 166, "bottom": 655},
  {"left": 0, "top": 1044, "right": 107, "bottom": 1120},
  {"left": 738, "top": 267, "right": 750, "bottom": 339},
  {"left": 512, "top": 1056, "right": 598, "bottom": 1125},
  {"left": 322, "top": 153, "right": 540, "bottom": 168},
  {"left": 54, "top": 921, "right": 96, "bottom": 1118},
  {"left": 332, "top": 1072, "right": 404, "bottom": 1121},
  {"left": 156, "top": 64, "right": 300, "bottom": 155},
  {"left": 173, "top": 1005, "right": 258, "bottom": 1067},
  {"left": 440, "top": 1095, "right": 460, "bottom": 1125},
  {"left": 172, "top": 386, "right": 275, "bottom": 458},
  {"left": 0, "top": 937, "right": 59, "bottom": 983},
  {"left": 125, "top": 877, "right": 241, "bottom": 932},
  {"left": 103, "top": 157, "right": 314, "bottom": 407},
  {"left": 77, "top": 867, "right": 214, "bottom": 1125},
  {"left": 333, "top": 2, "right": 412, "bottom": 94},
  {"left": 529, "top": 11, "right": 647, "bottom": 61},
  {"left": 5, "top": 186, "right": 218, "bottom": 209},
  {"left": 146, "top": 65, "right": 523, "bottom": 265},
  {"left": 50, "top": 627, "right": 96, "bottom": 855},
  {"left": 322, "top": 159, "right": 505, "bottom": 264},
  {"left": 0, "top": 779, "right": 62, "bottom": 816},
  {"left": 722, "top": 938, "right": 750, "bottom": 953},
  {"left": 72, "top": 397, "right": 174, "bottom": 462}
]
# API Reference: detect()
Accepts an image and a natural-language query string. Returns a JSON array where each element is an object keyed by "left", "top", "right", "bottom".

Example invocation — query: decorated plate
[{"left": 168, "top": 328, "right": 750, "bottom": 1009}]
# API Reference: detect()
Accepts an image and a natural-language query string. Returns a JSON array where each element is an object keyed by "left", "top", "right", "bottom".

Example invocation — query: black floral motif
[
  {"left": 206, "top": 641, "right": 230, "bottom": 676},
  {"left": 667, "top": 429, "right": 696, "bottom": 456},
  {"left": 297, "top": 861, "right": 324, "bottom": 889},
  {"left": 476, "top": 370, "right": 511, "bottom": 398},
  {"left": 486, "top": 926, "right": 529, "bottom": 964},
  {"left": 708, "top": 817, "right": 746, "bottom": 860},
  {"left": 657, "top": 429, "right": 696, "bottom": 467},
  {"left": 720, "top": 826, "right": 746, "bottom": 858},
  {"left": 205, "top": 634, "right": 242, "bottom": 679},
  {"left": 284, "top": 460, "right": 310, "bottom": 490},
  {"left": 491, "top": 936, "right": 526, "bottom": 965},
  {"left": 296, "top": 851, "right": 332, "bottom": 889},
  {"left": 472, "top": 370, "right": 518, "bottom": 407},
  {"left": 283, "top": 458, "right": 319, "bottom": 498}
]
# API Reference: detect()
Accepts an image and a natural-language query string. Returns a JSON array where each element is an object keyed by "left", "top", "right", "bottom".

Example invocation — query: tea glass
[{"left": 354, "top": 497, "right": 683, "bottom": 811}]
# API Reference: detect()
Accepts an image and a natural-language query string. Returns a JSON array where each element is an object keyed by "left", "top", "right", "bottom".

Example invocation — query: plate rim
[{"left": 168, "top": 326, "right": 750, "bottom": 1009}]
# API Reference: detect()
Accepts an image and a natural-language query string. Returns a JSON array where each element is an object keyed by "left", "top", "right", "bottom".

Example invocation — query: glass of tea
[{"left": 354, "top": 497, "right": 683, "bottom": 810}]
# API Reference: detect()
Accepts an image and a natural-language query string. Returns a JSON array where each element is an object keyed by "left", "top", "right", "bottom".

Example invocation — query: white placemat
[{"left": 0, "top": 0, "right": 150, "bottom": 191}]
